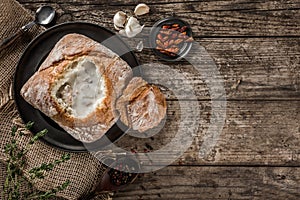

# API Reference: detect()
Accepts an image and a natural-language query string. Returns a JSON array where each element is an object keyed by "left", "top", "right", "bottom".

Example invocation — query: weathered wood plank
[
  {"left": 18, "top": 0, "right": 300, "bottom": 36},
  {"left": 13, "top": 1, "right": 300, "bottom": 199},
  {"left": 113, "top": 166, "right": 300, "bottom": 200},
  {"left": 138, "top": 38, "right": 300, "bottom": 100},
  {"left": 115, "top": 100, "right": 300, "bottom": 166}
]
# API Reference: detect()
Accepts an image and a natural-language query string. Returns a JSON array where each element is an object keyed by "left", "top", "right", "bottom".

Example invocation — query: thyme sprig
[
  {"left": 2, "top": 122, "right": 71, "bottom": 200},
  {"left": 29, "top": 154, "right": 71, "bottom": 180},
  {"left": 25, "top": 180, "right": 70, "bottom": 200}
]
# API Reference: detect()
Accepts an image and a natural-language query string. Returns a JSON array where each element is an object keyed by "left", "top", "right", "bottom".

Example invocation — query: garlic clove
[
  {"left": 136, "top": 41, "right": 144, "bottom": 52},
  {"left": 125, "top": 16, "right": 144, "bottom": 38},
  {"left": 114, "top": 24, "right": 122, "bottom": 31},
  {"left": 119, "top": 29, "right": 127, "bottom": 36},
  {"left": 134, "top": 3, "right": 150, "bottom": 16},
  {"left": 113, "top": 11, "right": 127, "bottom": 29}
]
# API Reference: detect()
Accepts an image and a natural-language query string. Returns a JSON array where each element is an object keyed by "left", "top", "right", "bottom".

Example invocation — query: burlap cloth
[{"left": 0, "top": 0, "right": 112, "bottom": 199}]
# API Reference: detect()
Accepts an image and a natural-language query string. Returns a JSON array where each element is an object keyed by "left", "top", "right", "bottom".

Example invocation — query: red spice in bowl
[{"left": 150, "top": 17, "right": 193, "bottom": 61}]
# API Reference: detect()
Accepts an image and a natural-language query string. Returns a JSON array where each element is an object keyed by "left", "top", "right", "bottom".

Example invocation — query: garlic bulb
[
  {"left": 134, "top": 3, "right": 150, "bottom": 16},
  {"left": 113, "top": 11, "right": 127, "bottom": 29},
  {"left": 124, "top": 16, "right": 144, "bottom": 38}
]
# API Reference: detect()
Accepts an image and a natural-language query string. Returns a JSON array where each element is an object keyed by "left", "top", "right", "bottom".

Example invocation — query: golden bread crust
[
  {"left": 20, "top": 33, "right": 133, "bottom": 143},
  {"left": 116, "top": 77, "right": 167, "bottom": 132}
]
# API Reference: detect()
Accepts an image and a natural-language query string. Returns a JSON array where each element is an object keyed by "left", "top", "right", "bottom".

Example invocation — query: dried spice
[
  {"left": 155, "top": 23, "right": 193, "bottom": 57},
  {"left": 108, "top": 160, "right": 137, "bottom": 186}
]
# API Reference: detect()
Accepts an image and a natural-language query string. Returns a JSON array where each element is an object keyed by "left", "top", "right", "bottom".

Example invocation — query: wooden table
[{"left": 18, "top": 0, "right": 300, "bottom": 199}]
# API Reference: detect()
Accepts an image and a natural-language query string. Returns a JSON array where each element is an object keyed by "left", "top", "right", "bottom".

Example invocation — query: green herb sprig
[{"left": 2, "top": 122, "right": 71, "bottom": 200}]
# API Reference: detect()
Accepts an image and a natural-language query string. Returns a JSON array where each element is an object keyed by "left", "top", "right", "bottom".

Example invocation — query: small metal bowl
[{"left": 149, "top": 17, "right": 193, "bottom": 61}]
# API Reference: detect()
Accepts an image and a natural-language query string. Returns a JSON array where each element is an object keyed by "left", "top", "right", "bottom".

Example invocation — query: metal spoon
[{"left": 0, "top": 6, "right": 55, "bottom": 52}]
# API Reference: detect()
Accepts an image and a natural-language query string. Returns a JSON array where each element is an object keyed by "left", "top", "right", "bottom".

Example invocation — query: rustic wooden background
[{"left": 17, "top": 0, "right": 300, "bottom": 199}]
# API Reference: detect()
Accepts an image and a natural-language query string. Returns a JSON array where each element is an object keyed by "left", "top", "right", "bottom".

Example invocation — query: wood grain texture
[
  {"left": 15, "top": 0, "right": 300, "bottom": 199},
  {"left": 116, "top": 100, "right": 300, "bottom": 166},
  {"left": 137, "top": 38, "right": 300, "bottom": 100},
  {"left": 18, "top": 0, "right": 300, "bottom": 36},
  {"left": 113, "top": 166, "right": 300, "bottom": 200}
]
